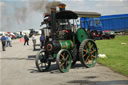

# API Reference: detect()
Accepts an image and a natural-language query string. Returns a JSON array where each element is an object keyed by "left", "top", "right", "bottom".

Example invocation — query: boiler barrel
[{"left": 59, "top": 40, "right": 74, "bottom": 49}]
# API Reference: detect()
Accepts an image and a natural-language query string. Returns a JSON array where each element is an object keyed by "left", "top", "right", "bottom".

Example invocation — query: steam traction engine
[{"left": 35, "top": 4, "right": 101, "bottom": 73}]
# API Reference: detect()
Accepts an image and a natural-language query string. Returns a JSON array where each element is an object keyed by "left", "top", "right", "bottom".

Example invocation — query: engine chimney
[
  {"left": 51, "top": 8, "right": 56, "bottom": 40},
  {"left": 58, "top": 4, "right": 66, "bottom": 12}
]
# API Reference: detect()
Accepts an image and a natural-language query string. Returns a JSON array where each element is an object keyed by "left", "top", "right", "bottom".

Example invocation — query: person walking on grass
[
  {"left": 1, "top": 34, "right": 7, "bottom": 51},
  {"left": 24, "top": 34, "right": 29, "bottom": 45}
]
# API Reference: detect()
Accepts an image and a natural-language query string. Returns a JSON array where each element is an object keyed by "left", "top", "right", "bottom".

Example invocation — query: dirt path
[{"left": 0, "top": 36, "right": 128, "bottom": 85}]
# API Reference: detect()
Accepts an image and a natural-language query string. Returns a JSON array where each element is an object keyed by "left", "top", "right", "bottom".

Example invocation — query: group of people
[
  {"left": 0, "top": 34, "right": 12, "bottom": 51},
  {"left": 32, "top": 33, "right": 45, "bottom": 49},
  {"left": 24, "top": 33, "right": 45, "bottom": 49},
  {"left": 1, "top": 33, "right": 45, "bottom": 51}
]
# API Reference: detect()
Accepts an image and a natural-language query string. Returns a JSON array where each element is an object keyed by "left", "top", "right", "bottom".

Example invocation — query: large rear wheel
[
  {"left": 35, "top": 49, "right": 51, "bottom": 72},
  {"left": 79, "top": 39, "right": 98, "bottom": 68},
  {"left": 56, "top": 49, "right": 72, "bottom": 73}
]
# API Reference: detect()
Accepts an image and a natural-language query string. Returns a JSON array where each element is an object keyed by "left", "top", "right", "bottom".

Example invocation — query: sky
[{"left": 0, "top": 0, "right": 128, "bottom": 32}]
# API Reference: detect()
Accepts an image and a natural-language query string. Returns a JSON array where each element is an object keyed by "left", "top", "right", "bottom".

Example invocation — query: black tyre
[
  {"left": 79, "top": 39, "right": 98, "bottom": 68},
  {"left": 56, "top": 49, "right": 72, "bottom": 73},
  {"left": 35, "top": 49, "right": 51, "bottom": 72}
]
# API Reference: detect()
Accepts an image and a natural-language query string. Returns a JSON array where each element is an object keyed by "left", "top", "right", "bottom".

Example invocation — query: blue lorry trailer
[
  {"left": 80, "top": 14, "right": 128, "bottom": 39},
  {"left": 80, "top": 14, "right": 128, "bottom": 32},
  {"left": 100, "top": 14, "right": 128, "bottom": 32}
]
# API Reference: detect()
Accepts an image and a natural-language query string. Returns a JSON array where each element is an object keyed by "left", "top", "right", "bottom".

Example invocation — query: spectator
[
  {"left": 32, "top": 33, "right": 36, "bottom": 45},
  {"left": 1, "top": 34, "right": 7, "bottom": 51},
  {"left": 24, "top": 34, "right": 29, "bottom": 45},
  {"left": 40, "top": 33, "right": 45, "bottom": 49},
  {"left": 6, "top": 35, "right": 12, "bottom": 47},
  {"left": 32, "top": 33, "right": 36, "bottom": 41}
]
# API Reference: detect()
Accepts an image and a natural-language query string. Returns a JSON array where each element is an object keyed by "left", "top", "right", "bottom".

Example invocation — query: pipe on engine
[{"left": 51, "top": 8, "right": 57, "bottom": 40}]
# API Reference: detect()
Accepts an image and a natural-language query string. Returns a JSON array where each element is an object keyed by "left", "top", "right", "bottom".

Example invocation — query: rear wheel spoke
[
  {"left": 79, "top": 40, "right": 98, "bottom": 68},
  {"left": 90, "top": 50, "right": 96, "bottom": 54},
  {"left": 91, "top": 56, "right": 93, "bottom": 64},
  {"left": 85, "top": 56, "right": 89, "bottom": 63}
]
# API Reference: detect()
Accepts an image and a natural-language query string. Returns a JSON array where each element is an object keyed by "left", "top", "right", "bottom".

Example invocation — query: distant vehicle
[
  {"left": 81, "top": 17, "right": 103, "bottom": 40},
  {"left": 90, "top": 30, "right": 102, "bottom": 40},
  {"left": 102, "top": 30, "right": 115, "bottom": 39},
  {"left": 0, "top": 34, "right": 2, "bottom": 39},
  {"left": 80, "top": 17, "right": 116, "bottom": 40},
  {"left": 9, "top": 33, "right": 16, "bottom": 39},
  {"left": 13, "top": 33, "right": 21, "bottom": 38}
]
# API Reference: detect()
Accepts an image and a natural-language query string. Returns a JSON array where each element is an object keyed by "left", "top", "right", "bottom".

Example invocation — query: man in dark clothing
[
  {"left": 40, "top": 34, "right": 45, "bottom": 49},
  {"left": 1, "top": 35, "right": 7, "bottom": 51},
  {"left": 24, "top": 34, "right": 29, "bottom": 45}
]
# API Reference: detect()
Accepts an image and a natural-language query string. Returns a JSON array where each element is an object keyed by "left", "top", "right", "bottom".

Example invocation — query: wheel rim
[
  {"left": 35, "top": 50, "right": 51, "bottom": 72},
  {"left": 82, "top": 40, "right": 98, "bottom": 67},
  {"left": 56, "top": 49, "right": 72, "bottom": 73}
]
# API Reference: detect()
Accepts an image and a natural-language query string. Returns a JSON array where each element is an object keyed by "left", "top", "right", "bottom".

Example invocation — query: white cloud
[
  {"left": 64, "top": 0, "right": 128, "bottom": 15},
  {"left": 1, "top": 0, "right": 128, "bottom": 32}
]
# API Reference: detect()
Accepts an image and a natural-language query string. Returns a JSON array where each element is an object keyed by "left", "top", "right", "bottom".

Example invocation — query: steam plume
[{"left": 0, "top": 1, "right": 61, "bottom": 32}]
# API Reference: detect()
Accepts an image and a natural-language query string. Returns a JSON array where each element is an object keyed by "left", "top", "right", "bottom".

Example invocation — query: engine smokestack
[
  {"left": 51, "top": 7, "right": 56, "bottom": 40},
  {"left": 58, "top": 3, "right": 66, "bottom": 12}
]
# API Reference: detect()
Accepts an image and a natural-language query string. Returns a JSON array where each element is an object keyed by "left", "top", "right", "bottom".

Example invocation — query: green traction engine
[{"left": 35, "top": 3, "right": 101, "bottom": 73}]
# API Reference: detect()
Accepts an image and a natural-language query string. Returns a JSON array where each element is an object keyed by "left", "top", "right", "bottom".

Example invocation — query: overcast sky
[{"left": 0, "top": 0, "right": 128, "bottom": 32}]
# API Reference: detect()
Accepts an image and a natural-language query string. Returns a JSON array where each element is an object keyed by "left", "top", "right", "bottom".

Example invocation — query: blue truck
[{"left": 80, "top": 14, "right": 128, "bottom": 39}]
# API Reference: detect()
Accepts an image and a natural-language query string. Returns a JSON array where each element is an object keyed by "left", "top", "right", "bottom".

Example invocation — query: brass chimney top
[{"left": 58, "top": 4, "right": 66, "bottom": 8}]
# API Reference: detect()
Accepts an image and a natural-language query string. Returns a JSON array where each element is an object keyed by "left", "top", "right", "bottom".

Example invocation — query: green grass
[{"left": 96, "top": 36, "right": 128, "bottom": 76}]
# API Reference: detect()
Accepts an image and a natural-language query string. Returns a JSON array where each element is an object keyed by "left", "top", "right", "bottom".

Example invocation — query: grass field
[{"left": 96, "top": 36, "right": 128, "bottom": 76}]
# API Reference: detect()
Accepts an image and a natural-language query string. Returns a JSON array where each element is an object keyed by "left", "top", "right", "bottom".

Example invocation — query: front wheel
[
  {"left": 56, "top": 49, "right": 72, "bottom": 73},
  {"left": 35, "top": 49, "right": 51, "bottom": 72},
  {"left": 79, "top": 39, "right": 98, "bottom": 68}
]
